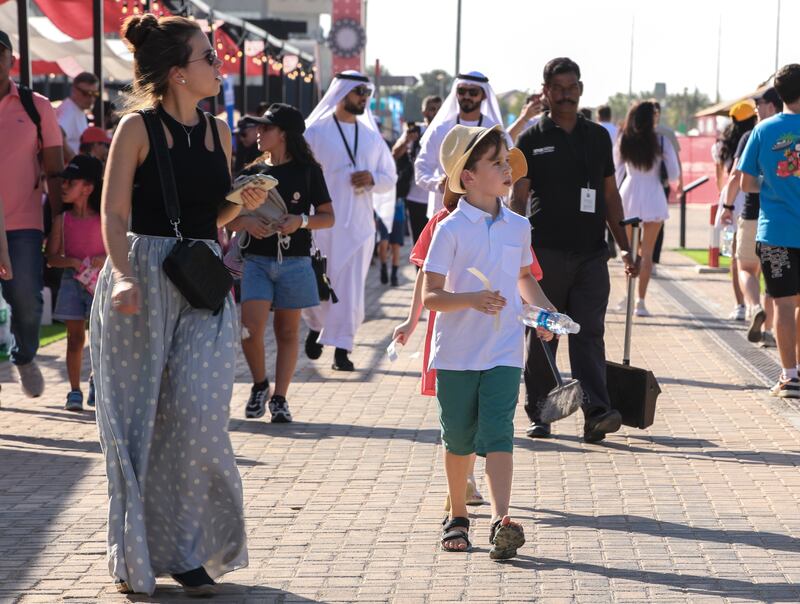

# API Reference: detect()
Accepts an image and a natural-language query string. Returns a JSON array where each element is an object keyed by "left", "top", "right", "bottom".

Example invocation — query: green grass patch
[
  {"left": 0, "top": 323, "right": 68, "bottom": 361},
  {"left": 674, "top": 248, "right": 731, "bottom": 269}
]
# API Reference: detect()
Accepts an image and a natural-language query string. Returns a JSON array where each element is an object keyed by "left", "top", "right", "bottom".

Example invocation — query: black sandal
[
  {"left": 489, "top": 518, "right": 525, "bottom": 560},
  {"left": 441, "top": 516, "right": 471, "bottom": 552},
  {"left": 114, "top": 578, "right": 132, "bottom": 594}
]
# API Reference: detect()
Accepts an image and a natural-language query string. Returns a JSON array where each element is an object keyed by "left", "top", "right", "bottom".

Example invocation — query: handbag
[
  {"left": 310, "top": 235, "right": 337, "bottom": 304},
  {"left": 139, "top": 109, "right": 233, "bottom": 313}
]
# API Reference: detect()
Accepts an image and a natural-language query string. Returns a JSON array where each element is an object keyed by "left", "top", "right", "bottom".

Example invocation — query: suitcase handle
[{"left": 622, "top": 221, "right": 641, "bottom": 366}]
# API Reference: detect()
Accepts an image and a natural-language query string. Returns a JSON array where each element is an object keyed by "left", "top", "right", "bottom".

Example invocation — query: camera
[{"left": 406, "top": 122, "right": 421, "bottom": 135}]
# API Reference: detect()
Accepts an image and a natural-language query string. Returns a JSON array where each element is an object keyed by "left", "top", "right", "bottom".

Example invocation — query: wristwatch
[
  {"left": 300, "top": 213, "right": 309, "bottom": 229},
  {"left": 722, "top": 204, "right": 735, "bottom": 210}
]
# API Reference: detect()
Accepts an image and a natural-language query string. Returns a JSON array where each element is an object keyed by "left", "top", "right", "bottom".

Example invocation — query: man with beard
[
  {"left": 510, "top": 57, "right": 639, "bottom": 443},
  {"left": 415, "top": 72, "right": 506, "bottom": 216},
  {"left": 302, "top": 71, "right": 397, "bottom": 371}
]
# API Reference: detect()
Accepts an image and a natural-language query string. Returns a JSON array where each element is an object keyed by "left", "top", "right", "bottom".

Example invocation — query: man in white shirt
[
  {"left": 56, "top": 72, "right": 99, "bottom": 158},
  {"left": 597, "top": 105, "right": 618, "bottom": 143},
  {"left": 415, "top": 72, "right": 507, "bottom": 216}
]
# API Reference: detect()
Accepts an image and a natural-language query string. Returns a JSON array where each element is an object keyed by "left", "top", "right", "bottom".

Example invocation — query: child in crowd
[
  {"left": 45, "top": 155, "right": 105, "bottom": 411},
  {"left": 422, "top": 125, "right": 555, "bottom": 559},
  {"left": 375, "top": 202, "right": 404, "bottom": 287}
]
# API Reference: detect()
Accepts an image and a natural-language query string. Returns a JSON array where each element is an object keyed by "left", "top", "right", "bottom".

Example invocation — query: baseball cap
[
  {"left": 729, "top": 100, "right": 756, "bottom": 122},
  {"left": 242, "top": 103, "right": 306, "bottom": 134},
  {"left": 60, "top": 155, "right": 103, "bottom": 182},
  {"left": 754, "top": 87, "right": 782, "bottom": 107},
  {"left": 80, "top": 126, "right": 111, "bottom": 146},
  {"left": 234, "top": 118, "right": 257, "bottom": 134},
  {"left": 0, "top": 30, "right": 12, "bottom": 53}
]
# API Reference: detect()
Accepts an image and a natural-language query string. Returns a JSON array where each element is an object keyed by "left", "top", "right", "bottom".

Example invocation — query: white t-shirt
[
  {"left": 423, "top": 198, "right": 533, "bottom": 371},
  {"left": 600, "top": 121, "right": 618, "bottom": 143},
  {"left": 56, "top": 97, "right": 88, "bottom": 154}
]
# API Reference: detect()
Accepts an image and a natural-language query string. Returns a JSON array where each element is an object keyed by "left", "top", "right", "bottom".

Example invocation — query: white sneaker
[
  {"left": 613, "top": 298, "right": 628, "bottom": 313},
  {"left": 776, "top": 378, "right": 800, "bottom": 399},
  {"left": 634, "top": 299, "right": 651, "bottom": 317},
  {"left": 728, "top": 305, "right": 746, "bottom": 321},
  {"left": 759, "top": 331, "right": 776, "bottom": 348}
]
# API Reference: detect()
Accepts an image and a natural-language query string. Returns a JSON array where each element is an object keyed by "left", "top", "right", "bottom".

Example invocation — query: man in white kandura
[
  {"left": 302, "top": 71, "right": 397, "bottom": 371},
  {"left": 415, "top": 71, "right": 507, "bottom": 216}
]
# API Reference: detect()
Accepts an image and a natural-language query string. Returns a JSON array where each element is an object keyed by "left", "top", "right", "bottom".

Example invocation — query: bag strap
[
  {"left": 138, "top": 108, "right": 183, "bottom": 239},
  {"left": 19, "top": 86, "right": 42, "bottom": 151}
]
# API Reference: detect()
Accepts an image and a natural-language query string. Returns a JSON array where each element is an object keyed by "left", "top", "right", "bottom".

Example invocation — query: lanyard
[
  {"left": 456, "top": 114, "right": 484, "bottom": 127},
  {"left": 333, "top": 115, "right": 358, "bottom": 167}
]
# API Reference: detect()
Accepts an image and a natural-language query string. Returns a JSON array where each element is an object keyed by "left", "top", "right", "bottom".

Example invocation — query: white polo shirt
[
  {"left": 423, "top": 198, "right": 533, "bottom": 371},
  {"left": 56, "top": 97, "right": 88, "bottom": 154}
]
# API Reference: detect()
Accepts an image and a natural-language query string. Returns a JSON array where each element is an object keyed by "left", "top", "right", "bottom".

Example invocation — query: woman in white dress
[{"left": 614, "top": 101, "right": 680, "bottom": 316}]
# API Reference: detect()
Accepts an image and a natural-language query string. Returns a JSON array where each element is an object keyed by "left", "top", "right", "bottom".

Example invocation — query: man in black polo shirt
[{"left": 511, "top": 57, "right": 639, "bottom": 443}]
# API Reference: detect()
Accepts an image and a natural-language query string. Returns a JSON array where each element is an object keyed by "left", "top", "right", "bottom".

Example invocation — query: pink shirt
[
  {"left": 63, "top": 212, "right": 104, "bottom": 259},
  {"left": 0, "top": 81, "right": 63, "bottom": 231}
]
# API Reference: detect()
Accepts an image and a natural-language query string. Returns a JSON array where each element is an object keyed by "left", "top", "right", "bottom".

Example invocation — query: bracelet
[{"left": 722, "top": 204, "right": 735, "bottom": 210}]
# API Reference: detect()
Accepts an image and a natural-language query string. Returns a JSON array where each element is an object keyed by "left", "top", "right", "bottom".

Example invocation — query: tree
[{"left": 604, "top": 88, "right": 712, "bottom": 134}]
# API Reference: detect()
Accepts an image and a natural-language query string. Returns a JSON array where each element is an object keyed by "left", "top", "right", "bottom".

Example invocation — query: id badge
[{"left": 580, "top": 187, "right": 596, "bottom": 213}]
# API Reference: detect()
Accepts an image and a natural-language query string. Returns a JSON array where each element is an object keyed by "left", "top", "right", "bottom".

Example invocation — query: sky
[{"left": 364, "top": 0, "right": 799, "bottom": 106}]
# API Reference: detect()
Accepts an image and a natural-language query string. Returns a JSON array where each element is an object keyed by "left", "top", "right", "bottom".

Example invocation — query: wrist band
[{"left": 723, "top": 204, "right": 735, "bottom": 210}]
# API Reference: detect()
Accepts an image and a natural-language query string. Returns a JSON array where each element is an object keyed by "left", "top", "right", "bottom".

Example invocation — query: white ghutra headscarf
[
  {"left": 419, "top": 71, "right": 507, "bottom": 147},
  {"left": 305, "top": 71, "right": 396, "bottom": 231}
]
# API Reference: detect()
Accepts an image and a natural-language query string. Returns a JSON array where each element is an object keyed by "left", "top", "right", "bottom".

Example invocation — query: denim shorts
[
  {"left": 53, "top": 269, "right": 94, "bottom": 321},
  {"left": 241, "top": 254, "right": 320, "bottom": 309}
]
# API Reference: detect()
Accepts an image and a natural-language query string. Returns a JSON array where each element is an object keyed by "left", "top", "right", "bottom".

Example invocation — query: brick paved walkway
[{"left": 2, "top": 208, "right": 800, "bottom": 602}]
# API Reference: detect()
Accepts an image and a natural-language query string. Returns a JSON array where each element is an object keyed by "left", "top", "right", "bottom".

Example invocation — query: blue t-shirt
[{"left": 739, "top": 113, "right": 800, "bottom": 247}]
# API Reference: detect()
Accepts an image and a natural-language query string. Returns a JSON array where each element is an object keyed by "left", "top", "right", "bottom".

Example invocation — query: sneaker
[
  {"left": 728, "top": 305, "right": 746, "bottom": 321},
  {"left": 64, "top": 390, "right": 83, "bottom": 412},
  {"left": 15, "top": 361, "right": 44, "bottom": 398},
  {"left": 268, "top": 395, "right": 293, "bottom": 423},
  {"left": 769, "top": 381, "right": 782, "bottom": 397},
  {"left": 87, "top": 375, "right": 96, "bottom": 407},
  {"left": 747, "top": 308, "right": 767, "bottom": 343},
  {"left": 244, "top": 384, "right": 269, "bottom": 419},
  {"left": 634, "top": 299, "right": 651, "bottom": 317},
  {"left": 776, "top": 378, "right": 800, "bottom": 399},
  {"left": 760, "top": 331, "right": 776, "bottom": 348},
  {"left": 613, "top": 297, "right": 628, "bottom": 313}
]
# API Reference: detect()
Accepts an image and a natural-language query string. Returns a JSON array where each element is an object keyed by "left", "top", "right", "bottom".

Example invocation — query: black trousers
[
  {"left": 405, "top": 199, "right": 429, "bottom": 245},
  {"left": 524, "top": 246, "right": 612, "bottom": 423}
]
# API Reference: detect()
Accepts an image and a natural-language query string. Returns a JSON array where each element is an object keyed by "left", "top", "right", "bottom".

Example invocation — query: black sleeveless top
[{"left": 131, "top": 106, "right": 231, "bottom": 240}]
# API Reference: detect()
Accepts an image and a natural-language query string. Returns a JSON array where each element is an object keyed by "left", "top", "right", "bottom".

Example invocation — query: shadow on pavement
[
  {"left": 126, "top": 582, "right": 319, "bottom": 603},
  {"left": 507, "top": 553, "right": 800, "bottom": 600},
  {"left": 230, "top": 419, "right": 441, "bottom": 445},
  {"left": 535, "top": 509, "right": 800, "bottom": 553}
]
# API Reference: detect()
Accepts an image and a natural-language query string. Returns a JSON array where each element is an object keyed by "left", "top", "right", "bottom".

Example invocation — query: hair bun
[{"left": 122, "top": 13, "right": 159, "bottom": 50}]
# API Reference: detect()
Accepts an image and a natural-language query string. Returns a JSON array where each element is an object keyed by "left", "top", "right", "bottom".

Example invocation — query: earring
[{"left": 179, "top": 78, "right": 187, "bottom": 85}]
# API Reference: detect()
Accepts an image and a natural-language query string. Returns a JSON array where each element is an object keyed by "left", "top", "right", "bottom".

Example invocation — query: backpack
[{"left": 18, "top": 85, "right": 43, "bottom": 152}]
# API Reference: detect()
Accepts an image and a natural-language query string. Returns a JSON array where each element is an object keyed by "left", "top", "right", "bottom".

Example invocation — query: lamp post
[
  {"left": 455, "top": 0, "right": 462, "bottom": 76},
  {"left": 775, "top": 0, "right": 781, "bottom": 73}
]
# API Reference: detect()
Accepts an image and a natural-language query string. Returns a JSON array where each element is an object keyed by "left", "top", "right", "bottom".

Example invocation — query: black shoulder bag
[
  {"left": 303, "top": 166, "right": 338, "bottom": 303},
  {"left": 138, "top": 109, "right": 233, "bottom": 314}
]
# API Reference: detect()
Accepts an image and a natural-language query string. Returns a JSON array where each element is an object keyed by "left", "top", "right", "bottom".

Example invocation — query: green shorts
[{"left": 436, "top": 366, "right": 521, "bottom": 457}]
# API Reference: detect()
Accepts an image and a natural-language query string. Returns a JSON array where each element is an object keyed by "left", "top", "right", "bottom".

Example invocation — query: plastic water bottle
[
  {"left": 519, "top": 304, "right": 581, "bottom": 335},
  {"left": 720, "top": 224, "right": 735, "bottom": 257}
]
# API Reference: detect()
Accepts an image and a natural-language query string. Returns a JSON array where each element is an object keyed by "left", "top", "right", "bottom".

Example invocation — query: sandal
[
  {"left": 489, "top": 518, "right": 525, "bottom": 560},
  {"left": 114, "top": 579, "right": 132, "bottom": 594},
  {"left": 441, "top": 516, "right": 471, "bottom": 552},
  {"left": 444, "top": 479, "right": 486, "bottom": 511}
]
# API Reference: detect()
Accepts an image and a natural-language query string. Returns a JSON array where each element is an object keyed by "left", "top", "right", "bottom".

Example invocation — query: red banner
[
  {"left": 33, "top": 0, "right": 130, "bottom": 39},
  {"left": 330, "top": 0, "right": 363, "bottom": 76}
]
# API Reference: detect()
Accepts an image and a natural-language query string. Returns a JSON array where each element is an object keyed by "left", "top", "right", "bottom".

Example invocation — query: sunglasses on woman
[{"left": 187, "top": 49, "right": 218, "bottom": 66}]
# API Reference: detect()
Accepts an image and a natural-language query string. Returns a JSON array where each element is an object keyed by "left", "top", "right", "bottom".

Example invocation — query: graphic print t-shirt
[{"left": 739, "top": 113, "right": 800, "bottom": 248}]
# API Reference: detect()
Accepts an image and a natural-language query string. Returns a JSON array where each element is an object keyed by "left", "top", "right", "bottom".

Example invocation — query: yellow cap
[{"left": 729, "top": 100, "right": 756, "bottom": 122}]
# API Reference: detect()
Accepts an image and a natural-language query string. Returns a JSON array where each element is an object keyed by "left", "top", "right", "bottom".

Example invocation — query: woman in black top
[
  {"left": 89, "top": 14, "right": 266, "bottom": 596},
  {"left": 228, "top": 103, "right": 334, "bottom": 423}
]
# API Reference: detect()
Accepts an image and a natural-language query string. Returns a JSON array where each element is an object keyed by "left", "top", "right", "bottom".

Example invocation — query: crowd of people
[{"left": 2, "top": 11, "right": 800, "bottom": 595}]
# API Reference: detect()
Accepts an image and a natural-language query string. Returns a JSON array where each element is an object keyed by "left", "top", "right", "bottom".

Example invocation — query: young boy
[{"left": 422, "top": 124, "right": 555, "bottom": 559}]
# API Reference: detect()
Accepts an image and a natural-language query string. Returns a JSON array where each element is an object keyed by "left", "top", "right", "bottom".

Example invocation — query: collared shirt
[
  {"left": 423, "top": 198, "right": 533, "bottom": 371},
  {"left": 0, "top": 81, "right": 62, "bottom": 231},
  {"left": 56, "top": 96, "right": 88, "bottom": 154},
  {"left": 516, "top": 113, "right": 615, "bottom": 251}
]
